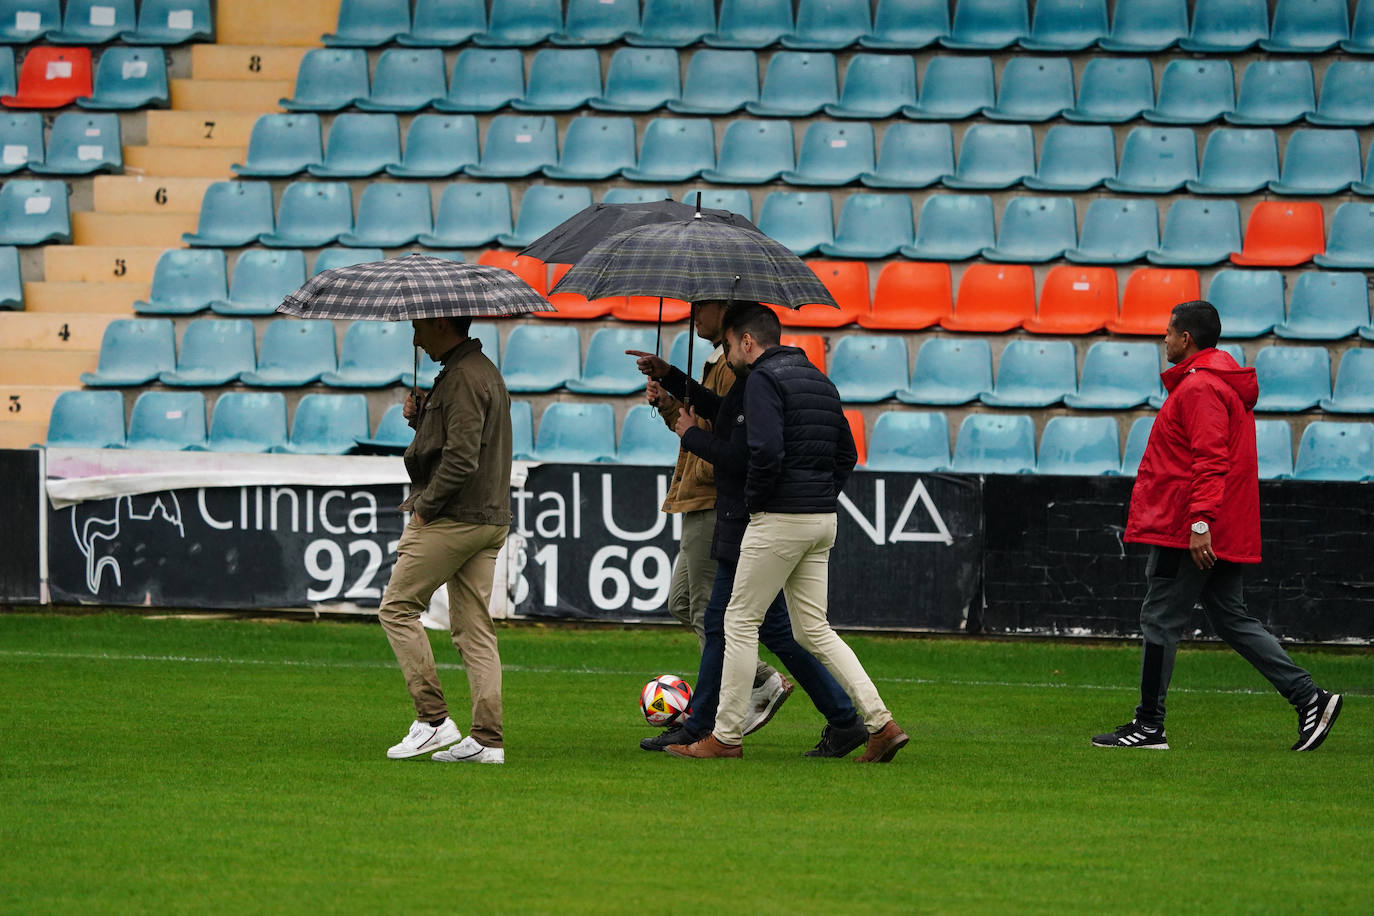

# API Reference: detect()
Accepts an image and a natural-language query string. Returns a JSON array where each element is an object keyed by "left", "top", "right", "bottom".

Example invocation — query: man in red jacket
[{"left": 1093, "top": 301, "right": 1342, "bottom": 752}]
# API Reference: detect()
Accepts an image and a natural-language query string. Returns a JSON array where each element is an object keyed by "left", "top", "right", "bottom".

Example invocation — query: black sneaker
[
  {"left": 1092, "top": 721, "right": 1169, "bottom": 749},
  {"left": 640, "top": 726, "right": 699, "bottom": 752},
  {"left": 1292, "top": 689, "right": 1343, "bottom": 751},
  {"left": 804, "top": 720, "right": 870, "bottom": 758}
]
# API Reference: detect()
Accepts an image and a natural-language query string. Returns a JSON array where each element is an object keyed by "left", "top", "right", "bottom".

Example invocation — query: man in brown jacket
[{"left": 379, "top": 315, "right": 512, "bottom": 765}]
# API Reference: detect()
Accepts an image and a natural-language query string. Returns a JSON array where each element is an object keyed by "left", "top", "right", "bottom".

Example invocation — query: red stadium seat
[
  {"left": 940, "top": 263, "right": 1035, "bottom": 333},
  {"left": 1, "top": 47, "right": 91, "bottom": 109},
  {"left": 857, "top": 261, "right": 952, "bottom": 331},
  {"left": 1023, "top": 265, "right": 1120, "bottom": 335},
  {"left": 781, "top": 333, "right": 826, "bottom": 372},
  {"left": 478, "top": 249, "right": 548, "bottom": 296},
  {"left": 610, "top": 295, "right": 691, "bottom": 323},
  {"left": 1231, "top": 201, "right": 1326, "bottom": 267},
  {"left": 776, "top": 260, "right": 870, "bottom": 328},
  {"left": 539, "top": 261, "right": 620, "bottom": 319},
  {"left": 844, "top": 408, "right": 867, "bottom": 467},
  {"left": 1105, "top": 268, "right": 1201, "bottom": 335}
]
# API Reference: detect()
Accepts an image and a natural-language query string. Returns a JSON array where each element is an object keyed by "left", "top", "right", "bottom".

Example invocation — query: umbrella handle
[
  {"left": 413, "top": 347, "right": 421, "bottom": 402},
  {"left": 683, "top": 305, "right": 694, "bottom": 411}
]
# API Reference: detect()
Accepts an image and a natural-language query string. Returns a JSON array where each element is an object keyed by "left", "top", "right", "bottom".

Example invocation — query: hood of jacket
[{"left": 1161, "top": 347, "right": 1258, "bottom": 409}]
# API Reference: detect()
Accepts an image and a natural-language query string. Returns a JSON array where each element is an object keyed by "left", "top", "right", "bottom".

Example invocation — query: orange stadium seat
[
  {"left": 778, "top": 260, "right": 870, "bottom": 328},
  {"left": 539, "top": 262, "right": 621, "bottom": 319},
  {"left": 1, "top": 46, "right": 91, "bottom": 108},
  {"left": 844, "top": 409, "right": 868, "bottom": 466},
  {"left": 940, "top": 263, "right": 1035, "bottom": 333},
  {"left": 611, "top": 295, "right": 691, "bottom": 322},
  {"left": 1023, "top": 265, "right": 1120, "bottom": 335},
  {"left": 782, "top": 333, "right": 826, "bottom": 371},
  {"left": 858, "top": 261, "right": 952, "bottom": 330},
  {"left": 477, "top": 249, "right": 548, "bottom": 296},
  {"left": 1105, "top": 267, "right": 1201, "bottom": 335},
  {"left": 1230, "top": 201, "right": 1326, "bottom": 267}
]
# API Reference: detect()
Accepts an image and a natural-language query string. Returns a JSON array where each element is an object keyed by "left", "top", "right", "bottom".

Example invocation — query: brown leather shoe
[
  {"left": 665, "top": 733, "right": 742, "bottom": 759},
  {"left": 854, "top": 721, "right": 909, "bottom": 763}
]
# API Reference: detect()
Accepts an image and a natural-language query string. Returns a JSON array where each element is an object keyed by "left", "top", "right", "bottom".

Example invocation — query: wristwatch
[{"left": 1191, "top": 520, "right": 1210, "bottom": 535}]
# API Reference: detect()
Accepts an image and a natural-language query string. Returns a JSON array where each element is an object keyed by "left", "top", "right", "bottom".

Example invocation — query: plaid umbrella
[
  {"left": 277, "top": 253, "right": 555, "bottom": 320},
  {"left": 519, "top": 198, "right": 760, "bottom": 264}
]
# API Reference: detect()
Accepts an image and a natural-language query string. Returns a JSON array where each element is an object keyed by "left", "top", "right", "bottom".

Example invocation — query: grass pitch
[{"left": 1, "top": 613, "right": 1370, "bottom": 914}]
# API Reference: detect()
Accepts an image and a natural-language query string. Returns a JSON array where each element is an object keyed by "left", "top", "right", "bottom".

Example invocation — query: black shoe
[
  {"left": 1292, "top": 689, "right": 1343, "bottom": 751},
  {"left": 804, "top": 720, "right": 870, "bottom": 758},
  {"left": 640, "top": 726, "right": 699, "bottom": 752},
  {"left": 1092, "top": 721, "right": 1169, "bottom": 749}
]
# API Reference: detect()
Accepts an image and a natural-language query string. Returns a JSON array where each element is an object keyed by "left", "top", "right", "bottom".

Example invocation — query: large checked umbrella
[{"left": 518, "top": 198, "right": 760, "bottom": 265}]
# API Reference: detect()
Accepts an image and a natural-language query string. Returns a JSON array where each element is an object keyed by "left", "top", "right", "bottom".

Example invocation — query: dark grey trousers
[{"left": 1134, "top": 546, "right": 1316, "bottom": 729}]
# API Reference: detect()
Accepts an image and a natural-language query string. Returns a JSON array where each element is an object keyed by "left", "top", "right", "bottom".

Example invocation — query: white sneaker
[
  {"left": 386, "top": 718, "right": 462, "bottom": 759},
  {"left": 432, "top": 735, "right": 505, "bottom": 764},
  {"left": 743, "top": 672, "right": 793, "bottom": 736}
]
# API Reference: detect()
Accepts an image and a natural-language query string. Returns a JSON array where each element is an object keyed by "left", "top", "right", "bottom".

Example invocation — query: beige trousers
[
  {"left": 379, "top": 517, "right": 509, "bottom": 747},
  {"left": 714, "top": 512, "right": 891, "bottom": 744}
]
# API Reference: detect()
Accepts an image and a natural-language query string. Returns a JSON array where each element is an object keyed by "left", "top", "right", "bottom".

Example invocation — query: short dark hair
[
  {"left": 720, "top": 301, "right": 780, "bottom": 348},
  {"left": 1170, "top": 300, "right": 1221, "bottom": 350},
  {"left": 439, "top": 315, "right": 473, "bottom": 338}
]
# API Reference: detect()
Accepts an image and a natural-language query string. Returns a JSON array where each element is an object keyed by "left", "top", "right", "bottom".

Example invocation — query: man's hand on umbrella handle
[
  {"left": 673, "top": 405, "right": 698, "bottom": 437},
  {"left": 403, "top": 391, "right": 421, "bottom": 421},
  {"left": 1190, "top": 530, "right": 1216, "bottom": 570},
  {"left": 626, "top": 349, "right": 669, "bottom": 380},
  {"left": 645, "top": 379, "right": 674, "bottom": 409}
]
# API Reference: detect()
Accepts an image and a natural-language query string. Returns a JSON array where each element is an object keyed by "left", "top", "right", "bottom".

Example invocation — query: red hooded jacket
[{"left": 1126, "top": 347, "right": 1262, "bottom": 563}]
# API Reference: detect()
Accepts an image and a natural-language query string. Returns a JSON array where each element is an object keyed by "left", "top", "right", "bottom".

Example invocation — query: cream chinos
[
  {"left": 379, "top": 516, "right": 509, "bottom": 748},
  {"left": 713, "top": 511, "right": 892, "bottom": 745}
]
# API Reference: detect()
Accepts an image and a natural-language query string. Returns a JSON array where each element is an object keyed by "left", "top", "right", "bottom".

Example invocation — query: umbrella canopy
[
  {"left": 550, "top": 218, "right": 839, "bottom": 311},
  {"left": 518, "top": 198, "right": 760, "bottom": 264},
  {"left": 277, "top": 253, "right": 555, "bottom": 321}
]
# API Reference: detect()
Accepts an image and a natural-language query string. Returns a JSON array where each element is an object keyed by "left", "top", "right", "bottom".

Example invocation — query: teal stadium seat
[
  {"left": 590, "top": 47, "right": 679, "bottom": 111},
  {"left": 386, "top": 114, "right": 478, "bottom": 178},
  {"left": 824, "top": 54, "right": 916, "bottom": 119},
  {"left": 274, "top": 394, "right": 370, "bottom": 455},
  {"left": 782, "top": 121, "right": 874, "bottom": 186},
  {"left": 701, "top": 119, "right": 793, "bottom": 183},
  {"left": 1180, "top": 0, "right": 1269, "bottom": 52},
  {"left": 982, "top": 56, "right": 1075, "bottom": 122},
  {"left": 951, "top": 414, "right": 1036, "bottom": 474},
  {"left": 28, "top": 112, "right": 120, "bottom": 175},
  {"left": 1355, "top": 149, "right": 1374, "bottom": 196},
  {"left": 1062, "top": 58, "right": 1154, "bottom": 123},
  {"left": 197, "top": 392, "right": 288, "bottom": 453},
  {"left": 668, "top": 329, "right": 710, "bottom": 380},
  {"left": 182, "top": 181, "right": 273, "bottom": 246},
  {"left": 566, "top": 327, "right": 657, "bottom": 394},
  {"left": 1036, "top": 416, "right": 1121, "bottom": 476},
  {"left": 622, "top": 118, "right": 715, "bottom": 182},
  {"left": 943, "top": 123, "right": 1034, "bottom": 189},
  {"left": 897, "top": 338, "right": 993, "bottom": 405},
  {"left": 1120, "top": 416, "right": 1154, "bottom": 475},
  {"left": 259, "top": 181, "right": 352, "bottom": 248},
  {"left": 1143, "top": 60, "right": 1235, "bottom": 125},
  {"left": 354, "top": 403, "right": 413, "bottom": 454},
  {"left": 0, "top": 0, "right": 58, "bottom": 43},
  {"left": 0, "top": 244, "right": 20, "bottom": 308},
  {"left": 81, "top": 318, "right": 175, "bottom": 386},
  {"left": 1104, "top": 127, "right": 1197, "bottom": 193},
  {"left": 502, "top": 325, "right": 580, "bottom": 392},
  {"left": 1345, "top": 0, "right": 1374, "bottom": 52},
  {"left": 628, "top": 0, "right": 715, "bottom": 47},
  {"left": 1147, "top": 198, "right": 1243, "bottom": 266},
  {"left": 1252, "top": 346, "right": 1331, "bottom": 412},
  {"left": 1207, "top": 269, "right": 1284, "bottom": 338},
  {"left": 125, "top": 391, "right": 206, "bottom": 450},
  {"left": 212, "top": 249, "right": 307, "bottom": 316},
  {"left": 865, "top": 411, "right": 950, "bottom": 472},
  {"left": 1063, "top": 341, "right": 1161, "bottom": 409},
  {"left": 828, "top": 335, "right": 909, "bottom": 402},
  {"left": 899, "top": 194, "right": 994, "bottom": 260},
  {"left": 907, "top": 56, "right": 995, "bottom": 119},
  {"left": 554, "top": 0, "right": 638, "bottom": 45},
  {"left": 511, "top": 49, "right": 601, "bottom": 111},
  {"left": 745, "top": 51, "right": 837, "bottom": 117},
  {"left": 356, "top": 48, "right": 447, "bottom": 113},
  {"left": 280, "top": 49, "right": 368, "bottom": 112},
  {"left": 338, "top": 183, "right": 432, "bottom": 247},
  {"left": 543, "top": 116, "right": 637, "bottom": 180},
  {"left": 309, "top": 113, "right": 400, "bottom": 178},
  {"left": 240, "top": 319, "right": 337, "bottom": 387},
  {"left": 0, "top": 179, "right": 69, "bottom": 244},
  {"left": 0, "top": 113, "right": 42, "bottom": 173},
  {"left": 1064, "top": 198, "right": 1160, "bottom": 264},
  {"left": 48, "top": 0, "right": 135, "bottom": 44},
  {"left": 434, "top": 49, "right": 523, "bottom": 112},
  {"left": 474, "top": 0, "right": 561, "bottom": 47},
  {"left": 76, "top": 47, "right": 167, "bottom": 109},
  {"left": 941, "top": 0, "right": 1028, "bottom": 49},
  {"left": 399, "top": 0, "right": 484, "bottom": 46},
  {"left": 980, "top": 339, "right": 1078, "bottom": 408},
  {"left": 1321, "top": 350, "right": 1374, "bottom": 414},
  {"left": 419, "top": 183, "right": 513, "bottom": 248},
  {"left": 313, "top": 247, "right": 383, "bottom": 275},
  {"left": 1273, "top": 271, "right": 1369, "bottom": 340},
  {"left": 1314, "top": 203, "right": 1374, "bottom": 269},
  {"left": 46, "top": 390, "right": 125, "bottom": 448},
  {"left": 1260, "top": 0, "right": 1348, "bottom": 52},
  {"left": 232, "top": 114, "right": 323, "bottom": 177},
  {"left": 862, "top": 0, "right": 949, "bottom": 49},
  {"left": 1269, "top": 129, "right": 1362, "bottom": 196},
  {"left": 1293, "top": 422, "right": 1374, "bottom": 481},
  {"left": 860, "top": 122, "right": 953, "bottom": 189},
  {"left": 511, "top": 401, "right": 535, "bottom": 460},
  {"left": 681, "top": 188, "right": 753, "bottom": 219},
  {"left": 982, "top": 197, "right": 1077, "bottom": 263},
  {"left": 1100, "top": 0, "right": 1188, "bottom": 51},
  {"left": 1225, "top": 61, "right": 1316, "bottom": 126},
  {"left": 783, "top": 0, "right": 870, "bottom": 49},
  {"left": 320, "top": 321, "right": 410, "bottom": 387},
  {"left": 705, "top": 0, "right": 793, "bottom": 48},
  {"left": 466, "top": 115, "right": 558, "bottom": 178},
  {"left": 122, "top": 0, "right": 214, "bottom": 44},
  {"left": 323, "top": 0, "right": 408, "bottom": 46},
  {"left": 497, "top": 185, "right": 593, "bottom": 247},
  {"left": 532, "top": 402, "right": 617, "bottom": 463},
  {"left": 1255, "top": 419, "right": 1294, "bottom": 478},
  {"left": 134, "top": 248, "right": 227, "bottom": 315},
  {"left": 1186, "top": 128, "right": 1279, "bottom": 194},
  {"left": 615, "top": 404, "right": 680, "bottom": 466},
  {"left": 1024, "top": 125, "right": 1117, "bottom": 191},
  {"left": 1307, "top": 61, "right": 1374, "bottom": 127},
  {"left": 820, "top": 193, "right": 914, "bottom": 258},
  {"left": 756, "top": 191, "right": 833, "bottom": 255},
  {"left": 1021, "top": 0, "right": 1108, "bottom": 50},
  {"left": 666, "top": 49, "right": 757, "bottom": 114},
  {"left": 159, "top": 318, "right": 255, "bottom": 386}
]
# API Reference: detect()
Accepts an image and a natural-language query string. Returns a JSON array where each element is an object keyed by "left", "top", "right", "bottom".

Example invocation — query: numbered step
[
  {"left": 191, "top": 45, "right": 308, "bottom": 81},
  {"left": 170, "top": 79, "right": 292, "bottom": 113},
  {"left": 123, "top": 146, "right": 244, "bottom": 179},
  {"left": 21, "top": 281, "right": 150, "bottom": 313},
  {"left": 45, "top": 246, "right": 165, "bottom": 284},
  {"left": 72, "top": 213, "right": 198, "bottom": 248},
  {"left": 0, "top": 352, "right": 97, "bottom": 386},
  {"left": 0, "top": 313, "right": 116, "bottom": 350},
  {"left": 0, "top": 385, "right": 69, "bottom": 423},
  {"left": 92, "top": 176, "right": 218, "bottom": 215},
  {"left": 145, "top": 110, "right": 258, "bottom": 148}
]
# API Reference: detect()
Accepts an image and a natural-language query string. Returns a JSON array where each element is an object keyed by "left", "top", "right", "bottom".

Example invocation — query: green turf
[{"left": 1, "top": 613, "right": 1369, "bottom": 914}]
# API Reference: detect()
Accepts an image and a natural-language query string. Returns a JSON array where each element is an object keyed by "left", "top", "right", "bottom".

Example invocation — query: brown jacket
[
  {"left": 402, "top": 337, "right": 512, "bottom": 526},
  {"left": 659, "top": 344, "right": 735, "bottom": 514}
]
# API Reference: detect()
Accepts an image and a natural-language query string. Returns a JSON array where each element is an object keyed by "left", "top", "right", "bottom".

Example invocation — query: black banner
[{"left": 0, "top": 449, "right": 41, "bottom": 603}]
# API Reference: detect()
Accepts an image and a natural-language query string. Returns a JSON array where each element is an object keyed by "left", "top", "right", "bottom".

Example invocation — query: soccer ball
[{"left": 640, "top": 674, "right": 692, "bottom": 727}]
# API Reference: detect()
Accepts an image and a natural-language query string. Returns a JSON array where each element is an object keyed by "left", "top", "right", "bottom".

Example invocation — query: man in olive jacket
[{"left": 379, "top": 315, "right": 512, "bottom": 765}]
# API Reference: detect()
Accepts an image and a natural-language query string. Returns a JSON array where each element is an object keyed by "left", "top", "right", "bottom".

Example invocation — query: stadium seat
[
  {"left": 1307, "top": 61, "right": 1374, "bottom": 127},
  {"left": 1261, "top": 0, "right": 1348, "bottom": 52},
  {"left": 1231, "top": 201, "right": 1325, "bottom": 267},
  {"left": 511, "top": 49, "right": 601, "bottom": 112},
  {"left": 0, "top": 112, "right": 42, "bottom": 173},
  {"left": 1293, "top": 422, "right": 1374, "bottom": 480},
  {"left": 896, "top": 337, "right": 991, "bottom": 405},
  {"left": 982, "top": 57, "right": 1075, "bottom": 122},
  {"left": 1274, "top": 271, "right": 1370, "bottom": 340},
  {"left": 828, "top": 336, "right": 908, "bottom": 402},
  {"left": 510, "top": 400, "right": 535, "bottom": 459},
  {"left": 1269, "top": 129, "right": 1362, "bottom": 196},
  {"left": 819, "top": 194, "right": 914, "bottom": 258},
  {"left": 48, "top": 0, "right": 134, "bottom": 43},
  {"left": 591, "top": 47, "right": 679, "bottom": 111},
  {"left": 782, "top": 122, "right": 874, "bottom": 186},
  {"left": 542, "top": 263, "right": 619, "bottom": 319},
  {"left": 627, "top": 0, "right": 714, "bottom": 46},
  {"left": 75, "top": 47, "right": 167, "bottom": 109},
  {"left": 1020, "top": 0, "right": 1108, "bottom": 49},
  {"left": 566, "top": 328, "right": 656, "bottom": 394},
  {"left": 1023, "top": 125, "right": 1116, "bottom": 191},
  {"left": 845, "top": 409, "right": 868, "bottom": 466},
  {"left": 543, "top": 116, "right": 637, "bottom": 180},
  {"left": 1180, "top": 0, "right": 1269, "bottom": 51},
  {"left": 1062, "top": 58, "right": 1154, "bottom": 123},
  {"left": 860, "top": 122, "right": 953, "bottom": 189},
  {"left": 1100, "top": 0, "right": 1188, "bottom": 50},
  {"left": 745, "top": 51, "right": 837, "bottom": 116},
  {"left": 497, "top": 185, "right": 593, "bottom": 248},
  {"left": 419, "top": 184, "right": 512, "bottom": 248},
  {"left": 232, "top": 113, "right": 322, "bottom": 177},
  {"left": 80, "top": 319, "right": 175, "bottom": 387},
  {"left": 320, "top": 321, "right": 410, "bottom": 387},
  {"left": 1314, "top": 203, "right": 1374, "bottom": 270},
  {"left": 309, "top": 113, "right": 401, "bottom": 178},
  {"left": 434, "top": 48, "right": 523, "bottom": 112},
  {"left": 622, "top": 118, "right": 714, "bottom": 182},
  {"left": 158, "top": 318, "right": 255, "bottom": 387},
  {"left": 240, "top": 320, "right": 336, "bottom": 387},
  {"left": 125, "top": 391, "right": 206, "bottom": 451},
  {"left": 781, "top": 0, "right": 869, "bottom": 48},
  {"left": 313, "top": 248, "right": 383, "bottom": 275},
  {"left": 182, "top": 181, "right": 272, "bottom": 247},
  {"left": 323, "top": 0, "right": 409, "bottom": 46},
  {"left": 1185, "top": 128, "right": 1279, "bottom": 195},
  {"left": 982, "top": 197, "right": 1077, "bottom": 263},
  {"left": 681, "top": 188, "right": 753, "bottom": 220},
  {"left": 1065, "top": 198, "right": 1159, "bottom": 264},
  {"left": 195, "top": 392, "right": 288, "bottom": 454},
  {"left": 466, "top": 115, "right": 558, "bottom": 178},
  {"left": 1345, "top": 0, "right": 1374, "bottom": 52},
  {"left": 1104, "top": 127, "right": 1198, "bottom": 193},
  {"left": 1225, "top": 61, "right": 1316, "bottom": 126},
  {"left": 824, "top": 54, "right": 915, "bottom": 118},
  {"left": 951, "top": 414, "right": 1035, "bottom": 474},
  {"left": 354, "top": 403, "right": 413, "bottom": 454},
  {"left": 1147, "top": 199, "right": 1243, "bottom": 266},
  {"left": 860, "top": 261, "right": 952, "bottom": 330},
  {"left": 781, "top": 333, "right": 826, "bottom": 371},
  {"left": 980, "top": 339, "right": 1077, "bottom": 408},
  {"left": 1120, "top": 415, "right": 1154, "bottom": 475},
  {"left": 1024, "top": 265, "right": 1119, "bottom": 334},
  {"left": 1036, "top": 417, "right": 1121, "bottom": 476},
  {"left": 1105, "top": 268, "right": 1200, "bottom": 336},
  {"left": 532, "top": 402, "right": 617, "bottom": 463},
  {"left": 46, "top": 390, "right": 125, "bottom": 448},
  {"left": 356, "top": 49, "right": 446, "bottom": 112},
  {"left": 473, "top": 0, "right": 561, "bottom": 46},
  {"left": 1250, "top": 419, "right": 1293, "bottom": 479},
  {"left": 616, "top": 404, "right": 680, "bottom": 466},
  {"left": 502, "top": 325, "right": 580, "bottom": 391},
  {"left": 902, "top": 56, "right": 994, "bottom": 120},
  {"left": 0, "top": 244, "right": 19, "bottom": 308},
  {"left": 338, "top": 183, "right": 431, "bottom": 248},
  {"left": 479, "top": 250, "right": 548, "bottom": 295},
  {"left": 665, "top": 49, "right": 757, "bottom": 114},
  {"left": 384, "top": 114, "right": 478, "bottom": 178},
  {"left": 755, "top": 191, "right": 833, "bottom": 255},
  {"left": 865, "top": 410, "right": 950, "bottom": 471},
  {"left": 0, "top": 179, "right": 69, "bottom": 244},
  {"left": 900, "top": 194, "right": 995, "bottom": 261},
  {"left": 1142, "top": 60, "right": 1235, "bottom": 125},
  {"left": 399, "top": 0, "right": 484, "bottom": 46},
  {"left": 27, "top": 111, "right": 119, "bottom": 174},
  {"left": 134, "top": 249, "right": 227, "bottom": 315},
  {"left": 280, "top": 49, "right": 369, "bottom": 112},
  {"left": 703, "top": 0, "right": 792, "bottom": 48},
  {"left": 669, "top": 329, "right": 710, "bottom": 378},
  {"left": 1355, "top": 151, "right": 1374, "bottom": 196},
  {"left": 256, "top": 182, "right": 351, "bottom": 248},
  {"left": 782, "top": 259, "right": 870, "bottom": 327},
  {"left": 555, "top": 0, "right": 639, "bottom": 45},
  {"left": 941, "top": 0, "right": 1028, "bottom": 49},
  {"left": 213, "top": 249, "right": 307, "bottom": 317},
  {"left": 702, "top": 119, "right": 793, "bottom": 183},
  {"left": 274, "top": 394, "right": 370, "bottom": 455},
  {"left": 0, "top": 0, "right": 59, "bottom": 43},
  {"left": 941, "top": 263, "right": 1035, "bottom": 332},
  {"left": 1206, "top": 269, "right": 1284, "bottom": 338},
  {"left": 1253, "top": 346, "right": 1331, "bottom": 412},
  {"left": 1064, "top": 341, "right": 1161, "bottom": 409},
  {"left": 861, "top": 0, "right": 949, "bottom": 48},
  {"left": 1, "top": 46, "right": 90, "bottom": 108},
  {"left": 942, "top": 123, "right": 1034, "bottom": 190},
  {"left": 1321, "top": 350, "right": 1374, "bottom": 414}
]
